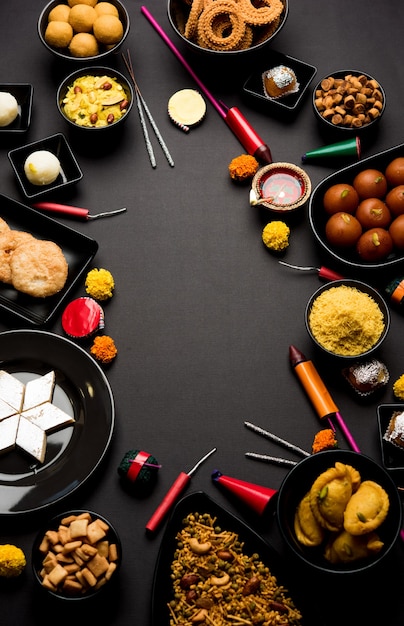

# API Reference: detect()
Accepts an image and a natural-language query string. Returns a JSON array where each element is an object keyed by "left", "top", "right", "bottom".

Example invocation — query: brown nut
[
  {"left": 102, "top": 82, "right": 112, "bottom": 90},
  {"left": 180, "top": 573, "right": 199, "bottom": 589},
  {"left": 216, "top": 550, "right": 233, "bottom": 561},
  {"left": 90, "top": 113, "right": 98, "bottom": 124},
  {"left": 242, "top": 575, "right": 261, "bottom": 596},
  {"left": 120, "top": 99, "right": 129, "bottom": 111},
  {"left": 107, "top": 114, "right": 115, "bottom": 124},
  {"left": 74, "top": 86, "right": 82, "bottom": 94}
]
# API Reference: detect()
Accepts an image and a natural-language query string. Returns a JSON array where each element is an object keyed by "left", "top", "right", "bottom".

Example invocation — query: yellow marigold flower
[
  {"left": 228, "top": 154, "right": 259, "bottom": 183},
  {"left": 262, "top": 221, "right": 290, "bottom": 251},
  {"left": 393, "top": 374, "right": 404, "bottom": 400},
  {"left": 0, "top": 544, "right": 26, "bottom": 578},
  {"left": 85, "top": 268, "right": 114, "bottom": 301}
]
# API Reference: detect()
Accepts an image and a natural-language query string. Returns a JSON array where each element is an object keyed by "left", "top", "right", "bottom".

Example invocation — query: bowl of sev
[
  {"left": 167, "top": 0, "right": 288, "bottom": 56},
  {"left": 32, "top": 509, "right": 122, "bottom": 600},
  {"left": 305, "top": 279, "right": 390, "bottom": 360}
]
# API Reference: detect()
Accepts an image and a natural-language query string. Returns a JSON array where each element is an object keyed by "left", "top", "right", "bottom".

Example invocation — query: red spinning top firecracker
[{"left": 212, "top": 470, "right": 277, "bottom": 515}]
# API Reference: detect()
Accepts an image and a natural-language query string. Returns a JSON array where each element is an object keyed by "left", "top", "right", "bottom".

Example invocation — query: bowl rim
[
  {"left": 276, "top": 449, "right": 403, "bottom": 574},
  {"left": 312, "top": 68, "right": 386, "bottom": 133},
  {"left": 32, "top": 508, "right": 122, "bottom": 600},
  {"left": 56, "top": 65, "right": 134, "bottom": 131},
  {"left": 37, "top": 0, "right": 130, "bottom": 62},
  {"left": 305, "top": 278, "right": 391, "bottom": 360},
  {"left": 167, "top": 0, "right": 289, "bottom": 56}
]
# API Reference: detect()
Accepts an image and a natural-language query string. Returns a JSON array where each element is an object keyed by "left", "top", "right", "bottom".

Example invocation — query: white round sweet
[
  {"left": 24, "top": 150, "right": 61, "bottom": 186},
  {"left": 0, "top": 91, "right": 19, "bottom": 127}
]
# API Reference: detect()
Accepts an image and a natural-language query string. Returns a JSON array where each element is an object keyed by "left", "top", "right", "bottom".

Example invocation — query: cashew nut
[
  {"left": 192, "top": 609, "right": 208, "bottom": 623},
  {"left": 188, "top": 538, "right": 212, "bottom": 555},
  {"left": 210, "top": 573, "right": 230, "bottom": 586}
]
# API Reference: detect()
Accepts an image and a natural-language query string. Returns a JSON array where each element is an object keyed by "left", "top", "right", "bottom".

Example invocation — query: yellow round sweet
[
  {"left": 93, "top": 14, "right": 123, "bottom": 44},
  {"left": 48, "top": 4, "right": 71, "bottom": 22},
  {"left": 69, "top": 32, "right": 99, "bottom": 57},
  {"left": 68, "top": 0, "right": 97, "bottom": 7},
  {"left": 68, "top": 4, "right": 97, "bottom": 32},
  {"left": 94, "top": 2, "right": 119, "bottom": 17},
  {"left": 45, "top": 21, "right": 73, "bottom": 48}
]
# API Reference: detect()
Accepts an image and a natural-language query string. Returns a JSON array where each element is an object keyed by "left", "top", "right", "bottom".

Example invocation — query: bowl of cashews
[{"left": 167, "top": 0, "right": 289, "bottom": 56}]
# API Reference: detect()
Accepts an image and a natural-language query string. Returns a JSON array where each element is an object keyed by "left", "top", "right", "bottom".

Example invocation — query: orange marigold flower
[
  {"left": 90, "top": 335, "right": 117, "bottom": 364},
  {"left": 228, "top": 154, "right": 259, "bottom": 183},
  {"left": 312, "top": 429, "right": 338, "bottom": 454}
]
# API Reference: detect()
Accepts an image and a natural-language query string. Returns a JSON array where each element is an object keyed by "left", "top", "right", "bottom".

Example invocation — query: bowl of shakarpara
[
  {"left": 167, "top": 0, "right": 288, "bottom": 56},
  {"left": 38, "top": 0, "right": 129, "bottom": 62},
  {"left": 312, "top": 69, "right": 385, "bottom": 135},
  {"left": 305, "top": 279, "right": 390, "bottom": 360},
  {"left": 276, "top": 449, "right": 402, "bottom": 575},
  {"left": 32, "top": 509, "right": 122, "bottom": 600},
  {"left": 57, "top": 66, "right": 133, "bottom": 131}
]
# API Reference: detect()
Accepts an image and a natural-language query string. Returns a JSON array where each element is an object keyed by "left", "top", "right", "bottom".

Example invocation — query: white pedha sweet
[{"left": 0, "top": 370, "right": 74, "bottom": 463}]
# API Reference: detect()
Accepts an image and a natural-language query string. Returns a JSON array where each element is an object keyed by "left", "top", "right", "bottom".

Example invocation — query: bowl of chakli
[
  {"left": 38, "top": 0, "right": 130, "bottom": 62},
  {"left": 167, "top": 0, "right": 289, "bottom": 56},
  {"left": 305, "top": 278, "right": 390, "bottom": 360}
]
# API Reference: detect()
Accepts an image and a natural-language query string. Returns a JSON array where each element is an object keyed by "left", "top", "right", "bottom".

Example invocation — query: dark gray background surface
[{"left": 1, "top": 1, "right": 404, "bottom": 624}]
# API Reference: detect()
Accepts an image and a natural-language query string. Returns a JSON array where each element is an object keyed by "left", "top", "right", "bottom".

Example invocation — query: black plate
[
  {"left": 8, "top": 133, "right": 83, "bottom": 200},
  {"left": 309, "top": 142, "right": 404, "bottom": 271},
  {"left": 377, "top": 404, "right": 404, "bottom": 476},
  {"left": 243, "top": 51, "right": 317, "bottom": 112},
  {"left": 0, "top": 83, "right": 33, "bottom": 134},
  {"left": 151, "top": 491, "right": 314, "bottom": 626},
  {"left": 0, "top": 193, "right": 98, "bottom": 326},
  {"left": 0, "top": 329, "right": 115, "bottom": 516}
]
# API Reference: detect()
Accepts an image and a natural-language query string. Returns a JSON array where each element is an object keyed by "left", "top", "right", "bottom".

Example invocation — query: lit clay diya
[{"left": 250, "top": 162, "right": 311, "bottom": 213}]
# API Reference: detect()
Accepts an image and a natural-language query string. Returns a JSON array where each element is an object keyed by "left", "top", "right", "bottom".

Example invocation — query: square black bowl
[
  {"left": 8, "top": 133, "right": 83, "bottom": 200},
  {"left": 243, "top": 50, "right": 317, "bottom": 112},
  {"left": 377, "top": 403, "right": 404, "bottom": 476},
  {"left": 0, "top": 84, "right": 33, "bottom": 134}
]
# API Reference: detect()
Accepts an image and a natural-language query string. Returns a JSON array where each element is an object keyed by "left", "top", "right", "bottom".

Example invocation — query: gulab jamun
[
  {"left": 389, "top": 214, "right": 404, "bottom": 249},
  {"left": 323, "top": 183, "right": 359, "bottom": 215},
  {"left": 353, "top": 168, "right": 387, "bottom": 199},
  {"left": 385, "top": 157, "right": 404, "bottom": 187},
  {"left": 356, "top": 228, "right": 393, "bottom": 261},
  {"left": 355, "top": 197, "right": 391, "bottom": 229},
  {"left": 385, "top": 185, "right": 404, "bottom": 217},
  {"left": 325, "top": 212, "right": 362, "bottom": 248}
]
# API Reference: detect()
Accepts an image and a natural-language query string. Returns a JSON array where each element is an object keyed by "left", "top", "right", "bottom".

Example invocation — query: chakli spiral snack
[{"left": 179, "top": 0, "right": 285, "bottom": 51}]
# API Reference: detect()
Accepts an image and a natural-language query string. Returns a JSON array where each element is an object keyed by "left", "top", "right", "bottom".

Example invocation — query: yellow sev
[{"left": 308, "top": 285, "right": 384, "bottom": 356}]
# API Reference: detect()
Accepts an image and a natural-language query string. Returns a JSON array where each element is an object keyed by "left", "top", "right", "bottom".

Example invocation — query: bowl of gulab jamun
[
  {"left": 308, "top": 143, "right": 404, "bottom": 271},
  {"left": 312, "top": 70, "right": 386, "bottom": 135}
]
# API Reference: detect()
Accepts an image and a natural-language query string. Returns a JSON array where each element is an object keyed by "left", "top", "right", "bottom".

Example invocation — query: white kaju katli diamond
[{"left": 0, "top": 370, "right": 75, "bottom": 463}]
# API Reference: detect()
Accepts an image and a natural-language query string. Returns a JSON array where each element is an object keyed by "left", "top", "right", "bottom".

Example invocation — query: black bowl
[
  {"left": 32, "top": 509, "right": 121, "bottom": 600},
  {"left": 167, "top": 0, "right": 288, "bottom": 56},
  {"left": 309, "top": 142, "right": 404, "bottom": 271},
  {"left": 277, "top": 449, "right": 402, "bottom": 575},
  {"left": 57, "top": 66, "right": 133, "bottom": 132},
  {"left": 8, "top": 133, "right": 83, "bottom": 200},
  {"left": 312, "top": 69, "right": 385, "bottom": 135},
  {"left": 38, "top": 0, "right": 129, "bottom": 62},
  {"left": 0, "top": 84, "right": 33, "bottom": 134},
  {"left": 305, "top": 279, "right": 390, "bottom": 360}
]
